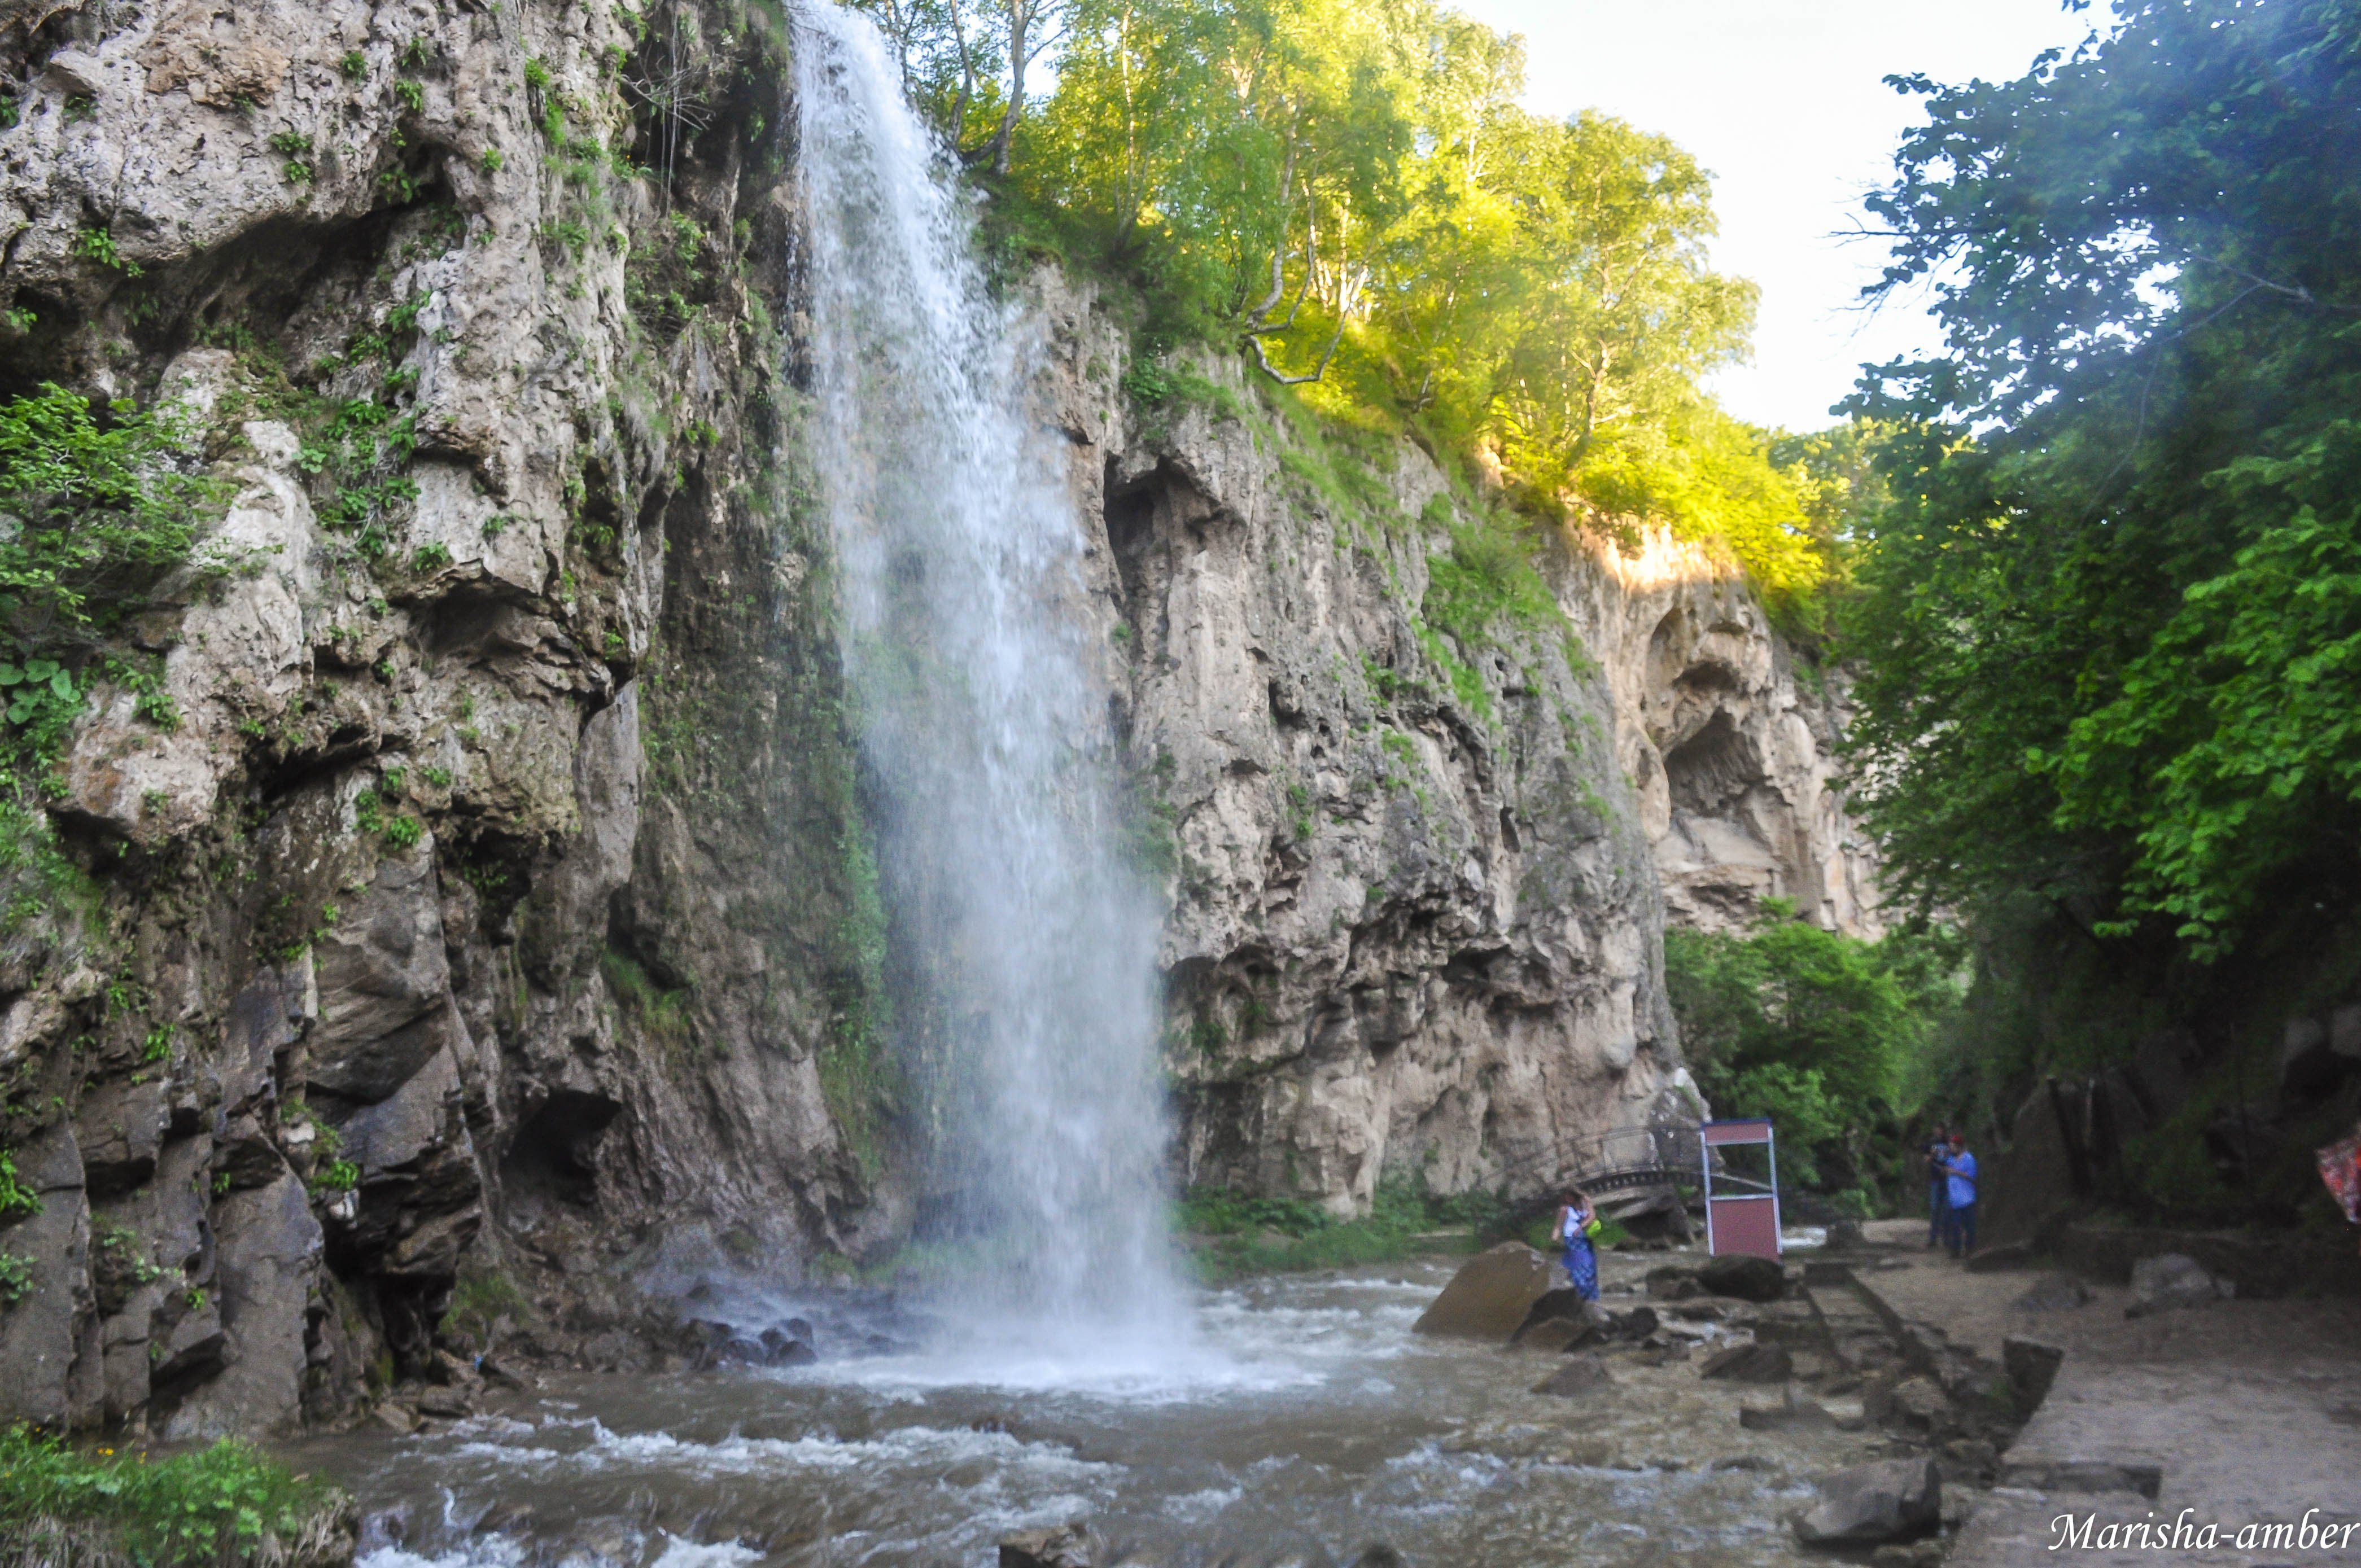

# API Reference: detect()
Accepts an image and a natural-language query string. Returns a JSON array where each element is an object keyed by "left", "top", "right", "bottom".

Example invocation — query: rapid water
[
  {"left": 788, "top": 0, "right": 1182, "bottom": 1350},
  {"left": 303, "top": 1255, "right": 1871, "bottom": 1568}
]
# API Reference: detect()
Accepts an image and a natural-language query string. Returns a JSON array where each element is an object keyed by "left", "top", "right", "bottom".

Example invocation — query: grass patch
[
  {"left": 1178, "top": 1180, "right": 1507, "bottom": 1282},
  {"left": 442, "top": 1268, "right": 530, "bottom": 1351},
  {"left": 0, "top": 1427, "right": 348, "bottom": 1565},
  {"left": 600, "top": 948, "right": 692, "bottom": 1047}
]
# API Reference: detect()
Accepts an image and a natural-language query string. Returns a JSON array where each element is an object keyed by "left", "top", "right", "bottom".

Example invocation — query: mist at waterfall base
[{"left": 786, "top": 0, "right": 1194, "bottom": 1386}]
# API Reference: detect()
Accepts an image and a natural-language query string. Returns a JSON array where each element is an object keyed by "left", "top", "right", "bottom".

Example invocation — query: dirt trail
[{"left": 1848, "top": 1219, "right": 2361, "bottom": 1565}]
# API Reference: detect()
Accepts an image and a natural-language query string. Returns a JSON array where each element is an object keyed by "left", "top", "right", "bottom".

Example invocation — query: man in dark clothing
[
  {"left": 1925, "top": 1127, "right": 1952, "bottom": 1248},
  {"left": 1940, "top": 1132, "right": 1979, "bottom": 1259}
]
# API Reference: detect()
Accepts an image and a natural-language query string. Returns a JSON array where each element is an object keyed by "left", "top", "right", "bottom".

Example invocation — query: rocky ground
[{"left": 1851, "top": 1219, "right": 2361, "bottom": 1566}]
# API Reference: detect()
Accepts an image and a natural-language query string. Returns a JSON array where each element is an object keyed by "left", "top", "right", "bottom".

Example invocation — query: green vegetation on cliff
[{"left": 855, "top": 0, "right": 1850, "bottom": 615}]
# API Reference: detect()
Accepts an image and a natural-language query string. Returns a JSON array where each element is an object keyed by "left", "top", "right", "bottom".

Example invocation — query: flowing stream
[
  {"left": 288, "top": 9, "right": 1879, "bottom": 1560},
  {"left": 307, "top": 1254, "right": 1869, "bottom": 1568}
]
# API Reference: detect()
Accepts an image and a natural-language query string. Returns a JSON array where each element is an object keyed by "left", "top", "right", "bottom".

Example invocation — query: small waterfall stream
[{"left": 788, "top": 0, "right": 1184, "bottom": 1357}]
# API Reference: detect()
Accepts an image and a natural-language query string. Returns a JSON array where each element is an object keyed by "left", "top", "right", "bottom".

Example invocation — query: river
[{"left": 291, "top": 1248, "right": 1870, "bottom": 1568}]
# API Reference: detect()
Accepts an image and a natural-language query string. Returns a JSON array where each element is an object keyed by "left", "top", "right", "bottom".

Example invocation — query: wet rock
[
  {"left": 1531, "top": 1352, "right": 1615, "bottom": 1398},
  {"left": 581, "top": 1330, "right": 651, "bottom": 1373},
  {"left": 1347, "top": 1549, "right": 1407, "bottom": 1568},
  {"left": 1512, "top": 1317, "right": 1599, "bottom": 1353},
  {"left": 414, "top": 1385, "right": 474, "bottom": 1420},
  {"left": 1635, "top": 1341, "right": 1693, "bottom": 1366},
  {"left": 358, "top": 1504, "right": 410, "bottom": 1552},
  {"left": 1608, "top": 1304, "right": 1659, "bottom": 1339},
  {"left": 479, "top": 1353, "right": 532, "bottom": 1390},
  {"left": 1699, "top": 1342, "right": 1792, "bottom": 1383},
  {"left": 2125, "top": 1252, "right": 2233, "bottom": 1317},
  {"left": 372, "top": 1401, "right": 421, "bottom": 1435},
  {"left": 1792, "top": 1457, "right": 1942, "bottom": 1545},
  {"left": 1512, "top": 1286, "right": 1607, "bottom": 1341},
  {"left": 761, "top": 1325, "right": 818, "bottom": 1365},
  {"left": 1870, "top": 1543, "right": 1945, "bottom": 1567},
  {"left": 1645, "top": 1265, "right": 1705, "bottom": 1301},
  {"left": 1000, "top": 1522, "right": 1095, "bottom": 1567},
  {"left": 1872, "top": 1375, "right": 1953, "bottom": 1436},
  {"left": 1413, "top": 1243, "right": 1564, "bottom": 1340},
  {"left": 1698, "top": 1252, "right": 1786, "bottom": 1302},
  {"left": 1826, "top": 1219, "right": 1866, "bottom": 1250},
  {"left": 2001, "top": 1337, "right": 2066, "bottom": 1409},
  {"left": 2010, "top": 1273, "right": 2090, "bottom": 1312}
]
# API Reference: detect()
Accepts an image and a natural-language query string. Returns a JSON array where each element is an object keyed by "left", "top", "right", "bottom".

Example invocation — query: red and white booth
[{"left": 1700, "top": 1117, "right": 1782, "bottom": 1259}]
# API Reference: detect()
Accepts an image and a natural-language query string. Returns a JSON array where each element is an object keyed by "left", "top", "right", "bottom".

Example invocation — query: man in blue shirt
[
  {"left": 1924, "top": 1126, "right": 1952, "bottom": 1248},
  {"left": 1940, "top": 1132, "right": 1979, "bottom": 1259}
]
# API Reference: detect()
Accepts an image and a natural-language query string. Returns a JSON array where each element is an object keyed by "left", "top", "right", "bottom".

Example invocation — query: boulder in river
[
  {"left": 1000, "top": 1522, "right": 1095, "bottom": 1568},
  {"left": 1531, "top": 1352, "right": 1615, "bottom": 1398},
  {"left": 1414, "top": 1242, "right": 1565, "bottom": 1339},
  {"left": 1512, "top": 1317, "right": 1601, "bottom": 1353},
  {"left": 2125, "top": 1252, "right": 2232, "bottom": 1317},
  {"left": 1698, "top": 1252, "right": 1787, "bottom": 1302},
  {"left": 1699, "top": 1341, "right": 1792, "bottom": 1383},
  {"left": 1791, "top": 1457, "right": 1941, "bottom": 1545}
]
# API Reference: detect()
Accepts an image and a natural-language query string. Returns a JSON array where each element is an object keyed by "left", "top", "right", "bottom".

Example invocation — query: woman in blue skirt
[{"left": 1556, "top": 1188, "right": 1601, "bottom": 1302}]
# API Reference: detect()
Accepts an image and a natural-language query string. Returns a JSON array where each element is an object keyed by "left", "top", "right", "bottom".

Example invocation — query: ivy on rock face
[{"left": 0, "top": 383, "right": 223, "bottom": 760}]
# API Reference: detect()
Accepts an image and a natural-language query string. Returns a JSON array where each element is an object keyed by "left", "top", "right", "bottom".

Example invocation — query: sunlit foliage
[{"left": 856, "top": 0, "right": 1850, "bottom": 602}]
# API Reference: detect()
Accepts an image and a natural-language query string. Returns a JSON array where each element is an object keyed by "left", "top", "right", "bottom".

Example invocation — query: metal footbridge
[{"left": 1475, "top": 1122, "right": 1706, "bottom": 1241}]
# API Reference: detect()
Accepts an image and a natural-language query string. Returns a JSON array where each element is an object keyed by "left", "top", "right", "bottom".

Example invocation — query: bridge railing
[{"left": 1486, "top": 1121, "right": 1705, "bottom": 1200}]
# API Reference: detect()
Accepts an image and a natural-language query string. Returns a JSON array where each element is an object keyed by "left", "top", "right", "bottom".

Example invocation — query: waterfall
[{"left": 788, "top": 1, "right": 1186, "bottom": 1357}]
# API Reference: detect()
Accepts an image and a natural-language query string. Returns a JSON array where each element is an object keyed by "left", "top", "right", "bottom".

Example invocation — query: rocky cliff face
[
  {"left": 1026, "top": 284, "right": 1871, "bottom": 1218},
  {"left": 1566, "top": 532, "right": 1881, "bottom": 941},
  {"left": 0, "top": 2, "right": 1868, "bottom": 1439},
  {"left": 0, "top": 0, "right": 876, "bottom": 1436}
]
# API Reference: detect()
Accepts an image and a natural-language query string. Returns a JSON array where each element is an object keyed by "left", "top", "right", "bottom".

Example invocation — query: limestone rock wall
[
  {"left": 1026, "top": 282, "right": 1704, "bottom": 1216},
  {"left": 0, "top": 0, "right": 871, "bottom": 1437},
  {"left": 1564, "top": 533, "right": 1882, "bottom": 940}
]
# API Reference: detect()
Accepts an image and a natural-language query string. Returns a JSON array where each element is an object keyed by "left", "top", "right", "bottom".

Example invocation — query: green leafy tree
[
  {"left": 868, "top": 0, "right": 1843, "bottom": 602},
  {"left": 1842, "top": 0, "right": 2361, "bottom": 962},
  {"left": 1665, "top": 900, "right": 1960, "bottom": 1189}
]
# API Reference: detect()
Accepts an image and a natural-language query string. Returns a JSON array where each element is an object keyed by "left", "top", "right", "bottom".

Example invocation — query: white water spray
[{"left": 788, "top": 0, "right": 1186, "bottom": 1356}]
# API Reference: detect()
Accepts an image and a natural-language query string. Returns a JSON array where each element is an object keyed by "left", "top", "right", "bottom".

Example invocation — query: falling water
[{"left": 788, "top": 0, "right": 1185, "bottom": 1358}]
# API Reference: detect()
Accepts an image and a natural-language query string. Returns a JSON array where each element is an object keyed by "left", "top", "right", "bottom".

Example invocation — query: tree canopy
[
  {"left": 1841, "top": 0, "right": 2361, "bottom": 962},
  {"left": 855, "top": 0, "right": 1845, "bottom": 606}
]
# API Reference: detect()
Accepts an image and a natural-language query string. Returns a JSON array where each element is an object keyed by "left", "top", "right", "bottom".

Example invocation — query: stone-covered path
[{"left": 1844, "top": 1219, "right": 2361, "bottom": 1565}]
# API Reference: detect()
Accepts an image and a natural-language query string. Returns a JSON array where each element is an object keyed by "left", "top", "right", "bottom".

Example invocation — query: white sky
[{"left": 1448, "top": 0, "right": 2110, "bottom": 431}]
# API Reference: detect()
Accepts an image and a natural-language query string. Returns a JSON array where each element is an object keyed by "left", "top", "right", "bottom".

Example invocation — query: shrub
[
  {"left": 0, "top": 1427, "right": 345, "bottom": 1563},
  {"left": 0, "top": 386, "right": 222, "bottom": 759}
]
